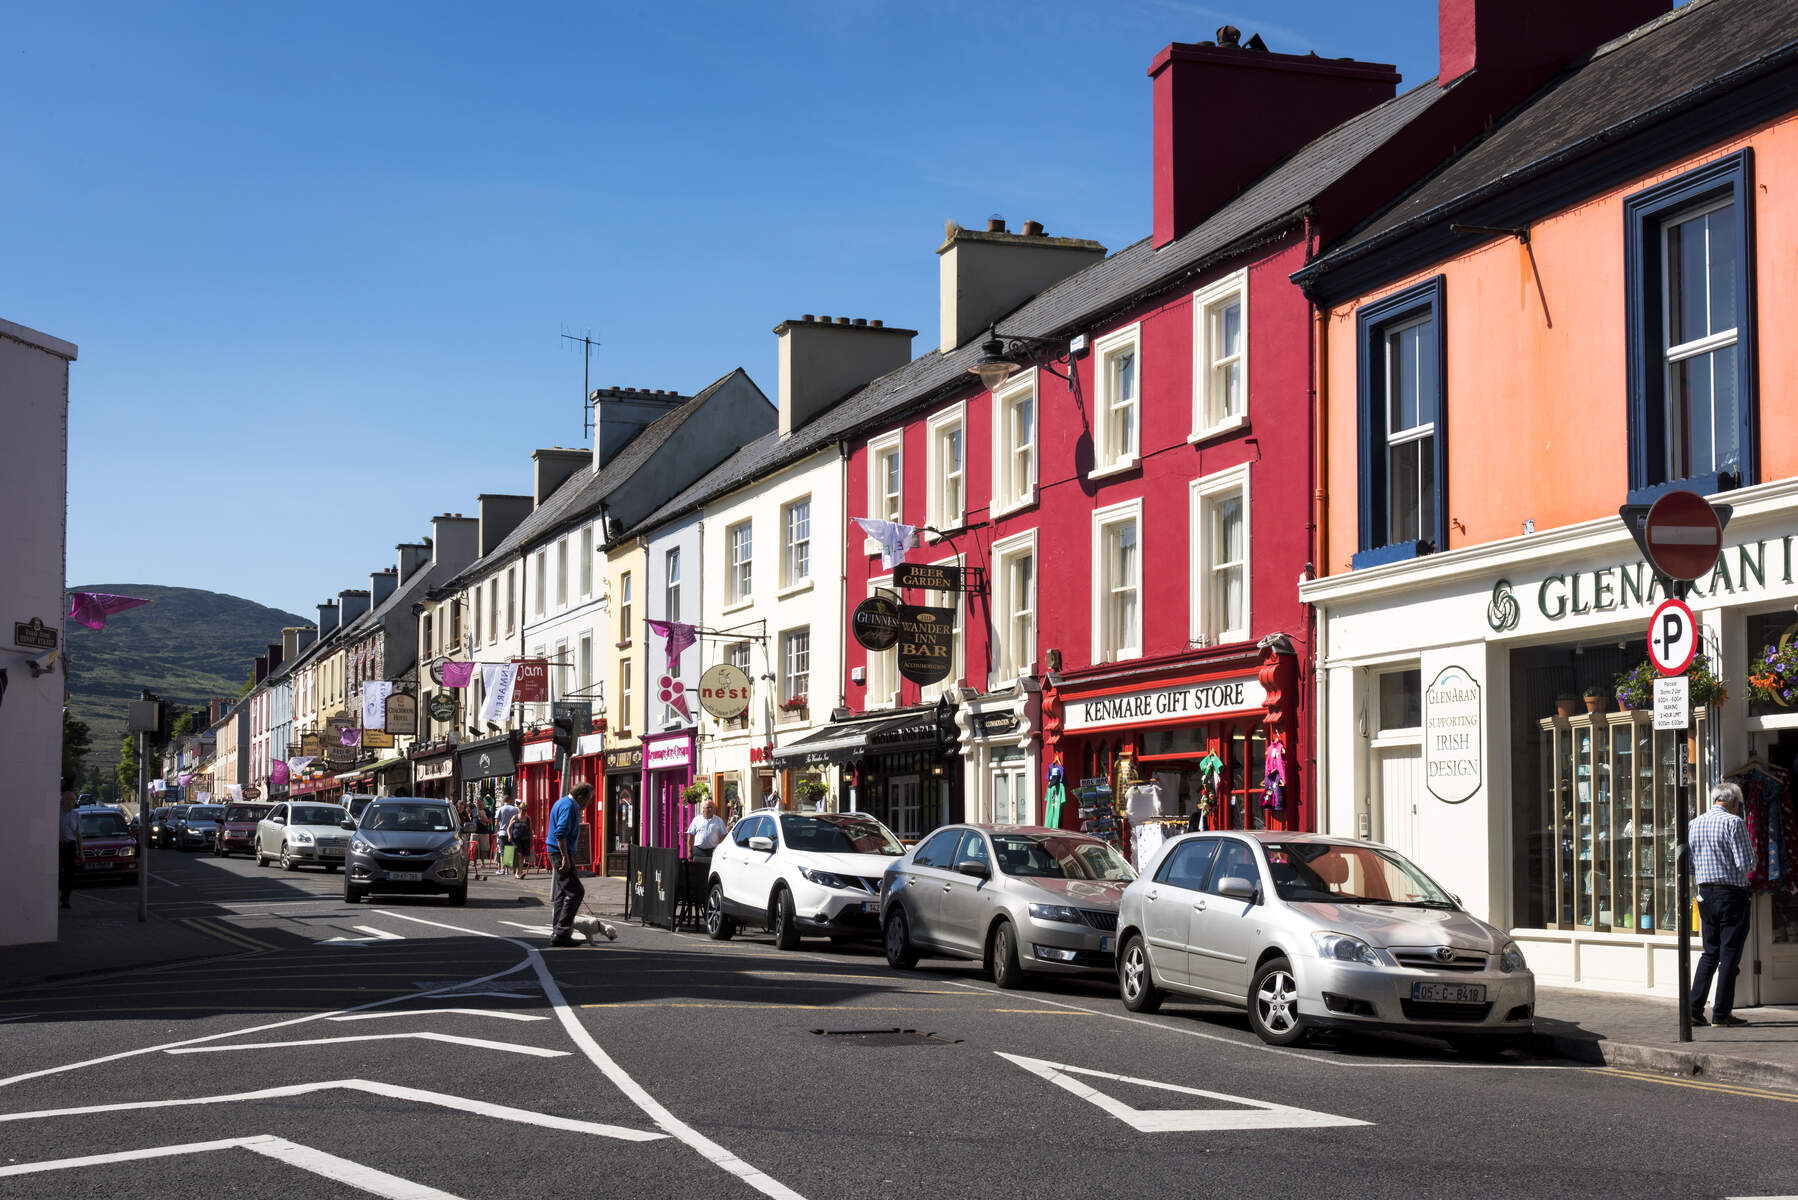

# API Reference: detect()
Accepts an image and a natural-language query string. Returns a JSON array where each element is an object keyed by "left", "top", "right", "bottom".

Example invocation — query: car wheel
[
  {"left": 990, "top": 921, "right": 1025, "bottom": 990},
  {"left": 1248, "top": 956, "right": 1308, "bottom": 1046},
  {"left": 448, "top": 883, "right": 468, "bottom": 907},
  {"left": 1119, "top": 934, "right": 1164, "bottom": 1014},
  {"left": 255, "top": 846, "right": 267, "bottom": 867},
  {"left": 280, "top": 845, "right": 298, "bottom": 871},
  {"left": 883, "top": 907, "right": 919, "bottom": 969},
  {"left": 705, "top": 883, "right": 737, "bottom": 941},
  {"left": 771, "top": 888, "right": 800, "bottom": 951},
  {"left": 344, "top": 880, "right": 363, "bottom": 904}
]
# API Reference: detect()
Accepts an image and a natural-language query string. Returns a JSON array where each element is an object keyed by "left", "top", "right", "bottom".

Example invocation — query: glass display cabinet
[{"left": 1538, "top": 707, "right": 1708, "bottom": 933}]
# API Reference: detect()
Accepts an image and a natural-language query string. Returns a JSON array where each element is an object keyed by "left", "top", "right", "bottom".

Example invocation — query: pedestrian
[
  {"left": 1689, "top": 780, "right": 1754, "bottom": 1027},
  {"left": 474, "top": 804, "right": 493, "bottom": 876},
  {"left": 547, "top": 782, "right": 591, "bottom": 946},
  {"left": 509, "top": 807, "right": 534, "bottom": 880},
  {"left": 494, "top": 793, "right": 520, "bottom": 875},
  {"left": 685, "top": 798, "right": 727, "bottom": 861},
  {"left": 58, "top": 791, "right": 79, "bottom": 910}
]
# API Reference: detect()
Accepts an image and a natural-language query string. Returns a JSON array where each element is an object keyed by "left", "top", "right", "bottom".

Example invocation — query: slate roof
[
  {"left": 1311, "top": 0, "right": 1798, "bottom": 269},
  {"left": 622, "top": 76, "right": 1457, "bottom": 538}
]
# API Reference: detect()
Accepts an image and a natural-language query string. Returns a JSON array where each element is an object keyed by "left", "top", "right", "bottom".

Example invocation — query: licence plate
[
  {"left": 1412, "top": 982, "right": 1486, "bottom": 1003},
  {"left": 388, "top": 871, "right": 423, "bottom": 882},
  {"left": 859, "top": 901, "right": 878, "bottom": 914},
  {"left": 1099, "top": 936, "right": 1110, "bottom": 952}
]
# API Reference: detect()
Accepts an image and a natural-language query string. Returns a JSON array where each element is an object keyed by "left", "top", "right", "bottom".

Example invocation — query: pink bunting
[
  {"left": 68, "top": 591, "right": 151, "bottom": 630},
  {"left": 439, "top": 661, "right": 475, "bottom": 688}
]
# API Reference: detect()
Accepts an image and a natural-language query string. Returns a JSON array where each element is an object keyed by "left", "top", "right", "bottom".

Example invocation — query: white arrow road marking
[
  {"left": 0, "top": 1134, "right": 461, "bottom": 1198},
  {"left": 353, "top": 926, "right": 405, "bottom": 940},
  {"left": 0, "top": 1078, "right": 664, "bottom": 1141},
  {"left": 996, "top": 1052, "right": 1371, "bottom": 1133},
  {"left": 331, "top": 1008, "right": 548, "bottom": 1023},
  {"left": 168, "top": 1032, "right": 569, "bottom": 1058}
]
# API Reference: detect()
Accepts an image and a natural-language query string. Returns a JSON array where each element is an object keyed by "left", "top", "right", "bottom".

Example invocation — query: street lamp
[{"left": 967, "top": 325, "right": 1074, "bottom": 390}]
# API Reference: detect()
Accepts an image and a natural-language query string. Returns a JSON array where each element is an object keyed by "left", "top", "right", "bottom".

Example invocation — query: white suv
[{"left": 705, "top": 810, "right": 907, "bottom": 950}]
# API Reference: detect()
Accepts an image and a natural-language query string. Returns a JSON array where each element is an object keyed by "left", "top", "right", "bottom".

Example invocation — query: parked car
[
  {"left": 881, "top": 825, "right": 1136, "bottom": 988},
  {"left": 152, "top": 805, "right": 183, "bottom": 847},
  {"left": 705, "top": 809, "right": 905, "bottom": 949},
  {"left": 215, "top": 803, "right": 270, "bottom": 857},
  {"left": 1115, "top": 831, "right": 1535, "bottom": 1051},
  {"left": 74, "top": 806, "right": 138, "bottom": 885},
  {"left": 255, "top": 801, "right": 351, "bottom": 871},
  {"left": 343, "top": 797, "right": 468, "bottom": 905},
  {"left": 174, "top": 804, "right": 223, "bottom": 851},
  {"left": 343, "top": 793, "right": 378, "bottom": 825}
]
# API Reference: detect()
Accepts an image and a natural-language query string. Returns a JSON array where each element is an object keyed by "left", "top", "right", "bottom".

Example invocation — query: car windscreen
[
  {"left": 990, "top": 834, "right": 1136, "bottom": 881},
  {"left": 224, "top": 805, "right": 267, "bottom": 822},
  {"left": 79, "top": 812, "right": 129, "bottom": 837},
  {"left": 187, "top": 806, "right": 222, "bottom": 821},
  {"left": 1263, "top": 842, "right": 1455, "bottom": 907},
  {"left": 364, "top": 803, "right": 455, "bottom": 833},
  {"left": 290, "top": 805, "right": 346, "bottom": 826},
  {"left": 778, "top": 814, "right": 904, "bottom": 855}
]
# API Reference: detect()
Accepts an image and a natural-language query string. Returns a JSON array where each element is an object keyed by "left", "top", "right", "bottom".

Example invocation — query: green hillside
[{"left": 66, "top": 585, "right": 310, "bottom": 785}]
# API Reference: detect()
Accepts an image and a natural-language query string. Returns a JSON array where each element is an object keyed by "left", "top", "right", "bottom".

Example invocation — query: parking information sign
[
  {"left": 1654, "top": 676, "right": 1690, "bottom": 731},
  {"left": 1647, "top": 597, "right": 1698, "bottom": 676}
]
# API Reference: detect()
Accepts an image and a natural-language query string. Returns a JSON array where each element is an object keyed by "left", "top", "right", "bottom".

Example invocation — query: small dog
[{"left": 573, "top": 914, "right": 618, "bottom": 942}]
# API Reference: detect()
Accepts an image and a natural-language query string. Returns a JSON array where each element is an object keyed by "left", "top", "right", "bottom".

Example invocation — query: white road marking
[
  {"left": 146, "top": 873, "right": 183, "bottom": 886},
  {"left": 330, "top": 1008, "right": 548, "bottom": 1023},
  {"left": 167, "top": 1032, "right": 568, "bottom": 1058},
  {"left": 0, "top": 1078, "right": 663, "bottom": 1141},
  {"left": 499, "top": 920, "right": 555, "bottom": 936},
  {"left": 353, "top": 925, "right": 405, "bottom": 941},
  {"left": 997, "top": 1052, "right": 1370, "bottom": 1133},
  {"left": 377, "top": 909, "right": 807, "bottom": 1200},
  {"left": 0, "top": 1133, "right": 463, "bottom": 1198},
  {"left": 0, "top": 1014, "right": 41, "bottom": 1024}
]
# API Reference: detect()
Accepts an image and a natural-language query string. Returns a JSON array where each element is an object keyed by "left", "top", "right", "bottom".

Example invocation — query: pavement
[{"left": 0, "top": 883, "right": 250, "bottom": 989}]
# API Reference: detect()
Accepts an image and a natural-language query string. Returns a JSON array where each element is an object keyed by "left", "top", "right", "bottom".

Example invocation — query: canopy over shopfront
[{"left": 771, "top": 711, "right": 937, "bottom": 769}]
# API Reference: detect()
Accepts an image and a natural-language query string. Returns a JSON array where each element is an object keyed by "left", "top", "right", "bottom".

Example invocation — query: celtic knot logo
[{"left": 1487, "top": 579, "right": 1521, "bottom": 633}]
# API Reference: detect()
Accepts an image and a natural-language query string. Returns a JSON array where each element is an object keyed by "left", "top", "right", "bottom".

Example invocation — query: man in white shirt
[
  {"left": 493, "top": 795, "right": 520, "bottom": 875},
  {"left": 685, "top": 800, "right": 727, "bottom": 860}
]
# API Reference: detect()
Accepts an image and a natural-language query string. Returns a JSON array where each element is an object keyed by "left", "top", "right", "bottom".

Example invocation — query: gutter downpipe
[{"left": 1307, "top": 211, "right": 1330, "bottom": 836}]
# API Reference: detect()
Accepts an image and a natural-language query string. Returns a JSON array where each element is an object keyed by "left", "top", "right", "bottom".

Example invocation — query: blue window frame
[
  {"left": 1353, "top": 276, "right": 1447, "bottom": 570},
  {"left": 1624, "top": 150, "right": 1756, "bottom": 503}
]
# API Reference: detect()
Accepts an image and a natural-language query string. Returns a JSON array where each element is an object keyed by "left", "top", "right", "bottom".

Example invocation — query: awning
[
  {"left": 771, "top": 711, "right": 937, "bottom": 768},
  {"left": 521, "top": 740, "right": 556, "bottom": 765},
  {"left": 336, "top": 755, "right": 407, "bottom": 783},
  {"left": 573, "top": 733, "right": 605, "bottom": 758},
  {"left": 457, "top": 734, "right": 518, "bottom": 781}
]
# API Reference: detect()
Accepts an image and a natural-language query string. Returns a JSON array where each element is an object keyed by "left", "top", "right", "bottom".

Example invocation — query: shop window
[
  {"left": 927, "top": 403, "right": 967, "bottom": 532},
  {"left": 992, "top": 370, "right": 1037, "bottom": 516},
  {"left": 1191, "top": 464, "right": 1249, "bottom": 647},
  {"left": 726, "top": 520, "right": 753, "bottom": 606},
  {"left": 1354, "top": 277, "right": 1446, "bottom": 569},
  {"left": 1092, "top": 499, "right": 1143, "bottom": 663},
  {"left": 1192, "top": 269, "right": 1248, "bottom": 439},
  {"left": 1625, "top": 151, "right": 1756, "bottom": 500},
  {"left": 991, "top": 531, "right": 1036, "bottom": 686},
  {"left": 1091, "top": 323, "right": 1141, "bottom": 477},
  {"left": 1378, "top": 669, "right": 1422, "bottom": 732}
]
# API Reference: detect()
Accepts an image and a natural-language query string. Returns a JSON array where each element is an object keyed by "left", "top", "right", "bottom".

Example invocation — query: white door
[
  {"left": 1375, "top": 745, "right": 1422, "bottom": 858},
  {"left": 1757, "top": 892, "right": 1798, "bottom": 1005}
]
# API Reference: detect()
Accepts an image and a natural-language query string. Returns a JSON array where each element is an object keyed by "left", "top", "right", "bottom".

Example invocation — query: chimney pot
[
  {"left": 987, "top": 217, "right": 1006, "bottom": 233},
  {"left": 1022, "top": 219, "right": 1044, "bottom": 237},
  {"left": 853, "top": 317, "right": 868, "bottom": 326},
  {"left": 819, "top": 314, "right": 831, "bottom": 323},
  {"left": 872, "top": 319, "right": 884, "bottom": 328},
  {"left": 801, "top": 314, "right": 815, "bottom": 322},
  {"left": 835, "top": 316, "right": 850, "bottom": 325}
]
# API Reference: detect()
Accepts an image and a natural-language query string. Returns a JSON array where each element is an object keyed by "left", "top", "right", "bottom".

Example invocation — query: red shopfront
[
  {"left": 566, "top": 730, "right": 606, "bottom": 870},
  {"left": 1044, "top": 647, "right": 1305, "bottom": 844},
  {"left": 518, "top": 731, "right": 560, "bottom": 838}
]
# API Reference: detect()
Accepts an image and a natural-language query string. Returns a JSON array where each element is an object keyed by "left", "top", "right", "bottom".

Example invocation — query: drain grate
[{"left": 810, "top": 1027, "right": 961, "bottom": 1046}]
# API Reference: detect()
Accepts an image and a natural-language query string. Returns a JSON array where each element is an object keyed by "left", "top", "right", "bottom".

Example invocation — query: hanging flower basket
[
  {"left": 1614, "top": 653, "right": 1727, "bottom": 710},
  {"left": 1747, "top": 639, "right": 1798, "bottom": 707},
  {"left": 794, "top": 778, "right": 829, "bottom": 805},
  {"left": 780, "top": 694, "right": 808, "bottom": 712},
  {"left": 680, "top": 780, "right": 711, "bottom": 804}
]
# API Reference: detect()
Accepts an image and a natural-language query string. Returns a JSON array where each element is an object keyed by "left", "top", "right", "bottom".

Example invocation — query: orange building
[{"left": 1297, "top": 0, "right": 1798, "bottom": 1002}]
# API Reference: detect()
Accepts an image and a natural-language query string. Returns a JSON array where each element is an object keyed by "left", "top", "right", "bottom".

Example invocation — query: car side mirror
[
  {"left": 339, "top": 819, "right": 356, "bottom": 830},
  {"left": 955, "top": 860, "right": 991, "bottom": 880},
  {"left": 1216, "top": 875, "right": 1258, "bottom": 902},
  {"left": 748, "top": 835, "right": 774, "bottom": 852}
]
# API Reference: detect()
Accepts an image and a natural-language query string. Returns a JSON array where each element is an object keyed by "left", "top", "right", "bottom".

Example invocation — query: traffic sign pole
[{"left": 1676, "top": 733, "right": 1692, "bottom": 1044}]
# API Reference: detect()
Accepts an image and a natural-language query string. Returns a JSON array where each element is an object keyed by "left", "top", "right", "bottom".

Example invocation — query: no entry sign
[
  {"left": 1643, "top": 491, "right": 1723, "bottom": 581},
  {"left": 1647, "top": 597, "right": 1698, "bottom": 677}
]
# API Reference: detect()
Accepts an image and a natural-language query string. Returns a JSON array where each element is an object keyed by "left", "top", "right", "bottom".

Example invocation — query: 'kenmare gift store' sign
[{"left": 1063, "top": 675, "right": 1266, "bottom": 733}]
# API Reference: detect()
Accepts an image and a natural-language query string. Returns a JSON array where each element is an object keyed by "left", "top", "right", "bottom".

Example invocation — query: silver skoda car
[
  {"left": 882, "top": 825, "right": 1136, "bottom": 988},
  {"left": 1116, "top": 832, "right": 1534, "bottom": 1052},
  {"left": 343, "top": 798, "right": 468, "bottom": 906}
]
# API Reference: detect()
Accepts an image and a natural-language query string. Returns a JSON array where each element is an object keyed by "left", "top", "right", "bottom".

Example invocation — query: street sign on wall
[{"left": 1647, "top": 597, "right": 1699, "bottom": 676}]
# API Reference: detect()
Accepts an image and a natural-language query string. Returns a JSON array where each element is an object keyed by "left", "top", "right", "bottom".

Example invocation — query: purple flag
[
  {"left": 646, "top": 619, "right": 697, "bottom": 672},
  {"left": 270, "top": 759, "right": 290, "bottom": 787},
  {"left": 68, "top": 591, "right": 151, "bottom": 630},
  {"left": 439, "top": 661, "right": 475, "bottom": 688},
  {"left": 339, "top": 725, "right": 361, "bottom": 747},
  {"left": 178, "top": 772, "right": 194, "bottom": 787}
]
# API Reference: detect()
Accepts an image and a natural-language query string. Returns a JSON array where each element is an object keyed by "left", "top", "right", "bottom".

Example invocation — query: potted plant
[
  {"left": 794, "top": 777, "right": 830, "bottom": 808},
  {"left": 1582, "top": 685, "right": 1608, "bottom": 714},
  {"left": 1614, "top": 653, "right": 1727, "bottom": 711},
  {"left": 1554, "top": 693, "right": 1580, "bottom": 718},
  {"left": 780, "top": 693, "right": 808, "bottom": 713},
  {"left": 680, "top": 780, "right": 710, "bottom": 805},
  {"left": 1747, "top": 638, "right": 1798, "bottom": 708}
]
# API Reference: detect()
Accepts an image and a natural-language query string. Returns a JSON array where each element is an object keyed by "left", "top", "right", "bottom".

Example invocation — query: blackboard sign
[
  {"left": 898, "top": 604, "right": 955, "bottom": 686},
  {"left": 627, "top": 845, "right": 680, "bottom": 930}
]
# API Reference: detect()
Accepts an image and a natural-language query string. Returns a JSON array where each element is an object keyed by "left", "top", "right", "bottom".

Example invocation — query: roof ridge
[{"left": 1591, "top": 0, "right": 1718, "bottom": 60}]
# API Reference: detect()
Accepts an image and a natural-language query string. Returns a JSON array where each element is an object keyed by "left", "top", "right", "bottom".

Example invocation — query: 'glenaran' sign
[
  {"left": 1061, "top": 676, "right": 1266, "bottom": 733},
  {"left": 1424, "top": 665, "right": 1481, "bottom": 804}
]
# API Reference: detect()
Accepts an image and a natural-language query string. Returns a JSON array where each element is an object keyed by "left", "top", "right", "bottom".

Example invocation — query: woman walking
[{"left": 508, "top": 807, "right": 534, "bottom": 880}]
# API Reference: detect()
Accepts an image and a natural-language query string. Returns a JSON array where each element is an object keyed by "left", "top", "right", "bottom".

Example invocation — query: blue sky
[{"left": 9, "top": 1, "right": 1451, "bottom": 617}]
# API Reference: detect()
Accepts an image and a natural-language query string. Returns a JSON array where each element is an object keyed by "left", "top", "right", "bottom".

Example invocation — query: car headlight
[
  {"left": 1498, "top": 941, "right": 1527, "bottom": 973},
  {"left": 1312, "top": 931, "right": 1382, "bottom": 966},
  {"left": 1029, "top": 903, "right": 1082, "bottom": 924},
  {"left": 351, "top": 837, "right": 371, "bottom": 853},
  {"left": 290, "top": 830, "right": 314, "bottom": 845},
  {"left": 796, "top": 866, "right": 850, "bottom": 890}
]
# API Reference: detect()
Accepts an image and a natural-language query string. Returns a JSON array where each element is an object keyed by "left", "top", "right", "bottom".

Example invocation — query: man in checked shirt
[{"left": 1688, "top": 780, "right": 1754, "bottom": 1027}]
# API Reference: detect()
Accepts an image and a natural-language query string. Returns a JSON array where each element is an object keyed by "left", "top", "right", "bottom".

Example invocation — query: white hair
[{"left": 1710, "top": 781, "right": 1744, "bottom": 808}]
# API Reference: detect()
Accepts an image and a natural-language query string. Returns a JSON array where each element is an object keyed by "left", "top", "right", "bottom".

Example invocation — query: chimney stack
[
  {"left": 397, "top": 542, "right": 432, "bottom": 585},
  {"left": 267, "top": 641, "right": 283, "bottom": 673},
  {"left": 429, "top": 513, "right": 480, "bottom": 574},
  {"left": 1151, "top": 35, "right": 1399, "bottom": 247},
  {"left": 254, "top": 654, "right": 269, "bottom": 686},
  {"left": 370, "top": 567, "right": 398, "bottom": 606},
  {"left": 773, "top": 316, "right": 916, "bottom": 437},
  {"left": 587, "top": 387, "right": 686, "bottom": 471},
  {"left": 1437, "top": 0, "right": 1668, "bottom": 90},
  {"left": 938, "top": 218, "right": 1106, "bottom": 353},
  {"left": 281, "top": 627, "right": 308, "bottom": 660},
  {"left": 316, "top": 601, "right": 339, "bottom": 638},
  {"left": 476, "top": 494, "right": 533, "bottom": 557},
  {"left": 338, "top": 589, "right": 372, "bottom": 625},
  {"left": 532, "top": 448, "right": 591, "bottom": 508}
]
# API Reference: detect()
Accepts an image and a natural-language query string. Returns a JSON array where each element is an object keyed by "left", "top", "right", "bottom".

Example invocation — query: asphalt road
[{"left": 4, "top": 848, "right": 1797, "bottom": 1199}]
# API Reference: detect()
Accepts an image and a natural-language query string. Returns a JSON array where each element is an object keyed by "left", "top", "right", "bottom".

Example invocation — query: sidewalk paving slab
[
  {"left": 1528, "top": 986, "right": 1798, "bottom": 1090},
  {"left": 1, "top": 888, "right": 244, "bottom": 990}
]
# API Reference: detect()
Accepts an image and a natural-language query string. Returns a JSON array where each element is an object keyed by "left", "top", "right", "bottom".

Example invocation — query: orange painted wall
[{"left": 1322, "top": 111, "right": 1798, "bottom": 577}]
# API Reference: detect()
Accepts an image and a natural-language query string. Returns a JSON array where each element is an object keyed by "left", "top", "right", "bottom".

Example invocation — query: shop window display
[{"left": 1075, "top": 720, "right": 1284, "bottom": 841}]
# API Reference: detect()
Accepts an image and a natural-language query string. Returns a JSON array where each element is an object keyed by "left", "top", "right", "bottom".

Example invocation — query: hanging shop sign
[
  {"left": 898, "top": 604, "right": 956, "bottom": 686},
  {"left": 457, "top": 736, "right": 518, "bottom": 781},
  {"left": 415, "top": 757, "right": 456, "bottom": 783},
  {"left": 972, "top": 711, "right": 1021, "bottom": 739},
  {"left": 896, "top": 562, "right": 963, "bottom": 592},
  {"left": 361, "top": 728, "right": 395, "bottom": 750},
  {"left": 645, "top": 736, "right": 692, "bottom": 771},
  {"left": 427, "top": 692, "right": 458, "bottom": 723},
  {"left": 384, "top": 692, "right": 417, "bottom": 734},
  {"left": 1061, "top": 675, "right": 1266, "bottom": 733},
  {"left": 698, "top": 663, "right": 752, "bottom": 720},
  {"left": 1424, "top": 665, "right": 1481, "bottom": 804},
  {"left": 604, "top": 745, "right": 642, "bottom": 774},
  {"left": 241, "top": 785, "right": 261, "bottom": 800},
  {"left": 300, "top": 732, "right": 323, "bottom": 758},
  {"left": 851, "top": 596, "right": 902, "bottom": 652},
  {"left": 512, "top": 659, "right": 549, "bottom": 704}
]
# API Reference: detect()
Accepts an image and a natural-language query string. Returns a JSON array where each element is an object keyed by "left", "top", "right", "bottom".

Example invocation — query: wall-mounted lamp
[{"left": 968, "top": 325, "right": 1073, "bottom": 389}]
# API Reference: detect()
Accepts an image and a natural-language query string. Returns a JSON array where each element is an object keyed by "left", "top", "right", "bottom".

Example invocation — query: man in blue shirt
[
  {"left": 1688, "top": 780, "right": 1754, "bottom": 1027},
  {"left": 546, "top": 782, "right": 591, "bottom": 946}
]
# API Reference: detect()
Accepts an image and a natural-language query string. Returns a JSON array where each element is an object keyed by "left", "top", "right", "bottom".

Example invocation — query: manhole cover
[{"left": 810, "top": 1027, "right": 961, "bottom": 1046}]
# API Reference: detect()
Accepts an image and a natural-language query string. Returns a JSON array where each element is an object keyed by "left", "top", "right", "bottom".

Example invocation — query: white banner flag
[
  {"left": 361, "top": 680, "right": 395, "bottom": 730},
  {"left": 480, "top": 662, "right": 520, "bottom": 726}
]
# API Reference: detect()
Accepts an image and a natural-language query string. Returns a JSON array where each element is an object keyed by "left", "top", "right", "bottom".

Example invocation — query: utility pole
[{"left": 137, "top": 731, "right": 149, "bottom": 922}]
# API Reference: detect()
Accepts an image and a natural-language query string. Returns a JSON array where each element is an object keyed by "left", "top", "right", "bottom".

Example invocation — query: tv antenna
[{"left": 562, "top": 329, "right": 602, "bottom": 436}]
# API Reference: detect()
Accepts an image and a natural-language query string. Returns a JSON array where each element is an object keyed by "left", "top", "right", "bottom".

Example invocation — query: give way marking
[
  {"left": 996, "top": 1052, "right": 1371, "bottom": 1133},
  {"left": 166, "top": 1032, "right": 568, "bottom": 1058}
]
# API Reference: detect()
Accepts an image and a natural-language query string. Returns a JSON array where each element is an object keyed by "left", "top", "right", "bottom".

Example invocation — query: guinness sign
[
  {"left": 851, "top": 596, "right": 901, "bottom": 652},
  {"left": 898, "top": 604, "right": 955, "bottom": 686}
]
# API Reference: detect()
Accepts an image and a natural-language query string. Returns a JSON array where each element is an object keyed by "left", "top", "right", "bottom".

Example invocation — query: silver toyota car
[
  {"left": 1116, "top": 831, "right": 1534, "bottom": 1052},
  {"left": 882, "top": 825, "right": 1136, "bottom": 988}
]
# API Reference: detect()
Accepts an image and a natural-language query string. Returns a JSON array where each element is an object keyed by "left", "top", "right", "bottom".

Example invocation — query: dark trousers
[
  {"left": 59, "top": 840, "right": 76, "bottom": 908},
  {"left": 551, "top": 852, "right": 585, "bottom": 939},
  {"left": 1691, "top": 882, "right": 1752, "bottom": 1017}
]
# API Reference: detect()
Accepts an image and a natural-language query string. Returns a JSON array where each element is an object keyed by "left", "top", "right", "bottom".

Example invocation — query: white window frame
[
  {"left": 1091, "top": 497, "right": 1143, "bottom": 663},
  {"left": 555, "top": 539, "right": 569, "bottom": 608},
  {"left": 992, "top": 756, "right": 1031, "bottom": 827},
  {"left": 664, "top": 548, "right": 681, "bottom": 625},
  {"left": 725, "top": 519, "right": 753, "bottom": 608},
  {"left": 471, "top": 585, "right": 482, "bottom": 650},
  {"left": 534, "top": 550, "right": 547, "bottom": 617},
  {"left": 553, "top": 639, "right": 569, "bottom": 703},
  {"left": 919, "top": 555, "right": 965, "bottom": 704},
  {"left": 487, "top": 578, "right": 498, "bottom": 643},
  {"left": 780, "top": 626, "right": 811, "bottom": 717},
  {"left": 1189, "top": 462, "right": 1251, "bottom": 647},
  {"left": 580, "top": 526, "right": 593, "bottom": 598},
  {"left": 1191, "top": 268, "right": 1249, "bottom": 441},
  {"left": 990, "top": 369, "right": 1038, "bottom": 517},
  {"left": 506, "top": 567, "right": 516, "bottom": 633},
  {"left": 925, "top": 402, "right": 967, "bottom": 535},
  {"left": 866, "top": 574, "right": 898, "bottom": 709},
  {"left": 1383, "top": 313, "right": 1437, "bottom": 547},
  {"left": 865, "top": 429, "right": 904, "bottom": 553},
  {"left": 1091, "top": 323, "right": 1142, "bottom": 478},
  {"left": 989, "top": 529, "right": 1037, "bottom": 689},
  {"left": 578, "top": 634, "right": 593, "bottom": 698},
  {"left": 1660, "top": 196, "right": 1740, "bottom": 481},
  {"left": 619, "top": 571, "right": 632, "bottom": 644},
  {"left": 781, "top": 496, "right": 812, "bottom": 592},
  {"left": 724, "top": 641, "right": 753, "bottom": 731},
  {"left": 619, "top": 659, "right": 633, "bottom": 735}
]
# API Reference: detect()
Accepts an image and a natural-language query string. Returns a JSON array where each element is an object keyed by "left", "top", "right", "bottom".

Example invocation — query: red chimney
[
  {"left": 1439, "top": 0, "right": 1669, "bottom": 89},
  {"left": 1151, "top": 38, "right": 1399, "bottom": 248}
]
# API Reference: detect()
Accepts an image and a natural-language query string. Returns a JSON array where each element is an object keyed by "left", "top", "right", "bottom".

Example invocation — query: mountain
[{"left": 66, "top": 585, "right": 310, "bottom": 782}]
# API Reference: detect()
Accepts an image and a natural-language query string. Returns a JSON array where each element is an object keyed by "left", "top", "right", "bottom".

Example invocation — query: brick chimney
[
  {"left": 396, "top": 542, "right": 432, "bottom": 585},
  {"left": 1438, "top": 0, "right": 1668, "bottom": 90},
  {"left": 773, "top": 316, "right": 915, "bottom": 437},
  {"left": 1151, "top": 32, "right": 1399, "bottom": 248},
  {"left": 532, "top": 448, "right": 591, "bottom": 508},
  {"left": 938, "top": 218, "right": 1106, "bottom": 353},
  {"left": 587, "top": 388, "right": 686, "bottom": 471},
  {"left": 476, "top": 494, "right": 533, "bottom": 557},
  {"left": 369, "top": 567, "right": 398, "bottom": 607},
  {"left": 254, "top": 654, "right": 269, "bottom": 685},
  {"left": 316, "top": 601, "right": 339, "bottom": 638}
]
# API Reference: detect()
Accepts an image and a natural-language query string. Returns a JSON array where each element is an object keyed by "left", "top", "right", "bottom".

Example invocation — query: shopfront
[
  {"left": 567, "top": 731, "right": 606, "bottom": 870},
  {"left": 959, "top": 689, "right": 1039, "bottom": 827},
  {"left": 457, "top": 732, "right": 518, "bottom": 817},
  {"left": 641, "top": 729, "right": 696, "bottom": 857},
  {"left": 776, "top": 707, "right": 959, "bottom": 843},
  {"left": 411, "top": 745, "right": 457, "bottom": 800},
  {"left": 1305, "top": 491, "right": 1798, "bottom": 1004},
  {"left": 518, "top": 732, "right": 559, "bottom": 836},
  {"left": 603, "top": 744, "right": 642, "bottom": 877}
]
